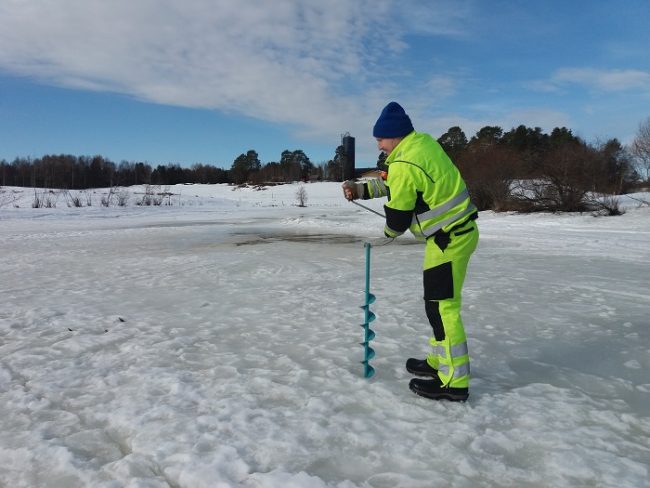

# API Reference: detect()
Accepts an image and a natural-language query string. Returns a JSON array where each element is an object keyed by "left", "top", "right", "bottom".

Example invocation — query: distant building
[{"left": 355, "top": 168, "right": 383, "bottom": 179}]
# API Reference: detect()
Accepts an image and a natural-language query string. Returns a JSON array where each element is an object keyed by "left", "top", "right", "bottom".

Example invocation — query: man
[{"left": 343, "top": 101, "right": 478, "bottom": 402}]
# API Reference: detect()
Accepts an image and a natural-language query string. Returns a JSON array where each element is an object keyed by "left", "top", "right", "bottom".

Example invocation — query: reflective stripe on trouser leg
[
  {"left": 423, "top": 222, "right": 478, "bottom": 388},
  {"left": 427, "top": 298, "right": 470, "bottom": 388}
]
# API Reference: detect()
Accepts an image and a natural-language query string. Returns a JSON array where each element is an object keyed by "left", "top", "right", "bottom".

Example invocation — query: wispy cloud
[
  {"left": 550, "top": 68, "right": 650, "bottom": 92},
  {"left": 0, "top": 0, "right": 469, "bottom": 157},
  {"left": 524, "top": 80, "right": 563, "bottom": 94},
  {"left": 425, "top": 75, "right": 458, "bottom": 100}
]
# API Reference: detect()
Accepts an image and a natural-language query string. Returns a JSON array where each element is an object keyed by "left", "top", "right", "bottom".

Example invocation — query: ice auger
[{"left": 360, "top": 242, "right": 376, "bottom": 378}]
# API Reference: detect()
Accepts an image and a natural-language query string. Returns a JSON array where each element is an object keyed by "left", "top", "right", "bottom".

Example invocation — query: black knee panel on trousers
[
  {"left": 425, "top": 300, "right": 446, "bottom": 341},
  {"left": 423, "top": 262, "right": 454, "bottom": 342},
  {"left": 423, "top": 262, "right": 454, "bottom": 300}
]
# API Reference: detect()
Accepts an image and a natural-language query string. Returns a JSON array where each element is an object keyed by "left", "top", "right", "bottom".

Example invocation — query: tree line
[
  {"left": 0, "top": 149, "right": 329, "bottom": 189},
  {"left": 0, "top": 155, "right": 229, "bottom": 190},
  {"left": 2, "top": 118, "right": 648, "bottom": 213}
]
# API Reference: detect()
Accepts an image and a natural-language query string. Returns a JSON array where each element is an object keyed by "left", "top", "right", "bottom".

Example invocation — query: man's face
[{"left": 376, "top": 137, "right": 402, "bottom": 155}]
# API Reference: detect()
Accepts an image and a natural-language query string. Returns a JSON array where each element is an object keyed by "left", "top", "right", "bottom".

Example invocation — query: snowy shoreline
[{"left": 1, "top": 182, "right": 649, "bottom": 487}]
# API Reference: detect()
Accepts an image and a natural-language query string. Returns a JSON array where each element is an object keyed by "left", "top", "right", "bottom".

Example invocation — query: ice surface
[{"left": 1, "top": 183, "right": 649, "bottom": 487}]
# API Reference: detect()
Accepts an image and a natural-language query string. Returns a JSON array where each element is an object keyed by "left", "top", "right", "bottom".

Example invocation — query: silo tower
[{"left": 342, "top": 132, "right": 355, "bottom": 180}]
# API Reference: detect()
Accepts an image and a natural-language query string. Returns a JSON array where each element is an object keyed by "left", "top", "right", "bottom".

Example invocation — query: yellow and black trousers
[{"left": 423, "top": 215, "right": 478, "bottom": 388}]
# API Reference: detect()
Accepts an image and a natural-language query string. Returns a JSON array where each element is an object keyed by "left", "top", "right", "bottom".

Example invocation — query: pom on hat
[{"left": 372, "top": 102, "right": 414, "bottom": 138}]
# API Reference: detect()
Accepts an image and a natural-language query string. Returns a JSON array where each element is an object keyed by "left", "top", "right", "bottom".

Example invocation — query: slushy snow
[{"left": 1, "top": 183, "right": 649, "bottom": 487}]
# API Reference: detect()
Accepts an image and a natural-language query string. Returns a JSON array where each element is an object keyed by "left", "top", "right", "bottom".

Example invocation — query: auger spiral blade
[
  {"left": 360, "top": 308, "right": 376, "bottom": 323},
  {"left": 360, "top": 242, "right": 376, "bottom": 378},
  {"left": 362, "top": 361, "right": 376, "bottom": 379},
  {"left": 360, "top": 327, "right": 376, "bottom": 342},
  {"left": 363, "top": 344, "right": 375, "bottom": 360}
]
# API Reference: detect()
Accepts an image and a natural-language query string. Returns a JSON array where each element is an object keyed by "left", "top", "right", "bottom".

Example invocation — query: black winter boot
[
  {"left": 409, "top": 377, "right": 469, "bottom": 402},
  {"left": 405, "top": 358, "right": 438, "bottom": 377}
]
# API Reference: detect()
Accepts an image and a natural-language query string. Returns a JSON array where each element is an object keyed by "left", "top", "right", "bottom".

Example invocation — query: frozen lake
[{"left": 1, "top": 183, "right": 649, "bottom": 487}]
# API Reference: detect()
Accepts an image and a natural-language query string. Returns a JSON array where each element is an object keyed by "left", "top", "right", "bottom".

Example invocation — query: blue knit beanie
[{"left": 372, "top": 101, "right": 414, "bottom": 138}]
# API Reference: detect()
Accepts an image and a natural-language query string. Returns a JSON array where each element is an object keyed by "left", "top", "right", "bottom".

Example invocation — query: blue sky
[{"left": 1, "top": 0, "right": 649, "bottom": 168}]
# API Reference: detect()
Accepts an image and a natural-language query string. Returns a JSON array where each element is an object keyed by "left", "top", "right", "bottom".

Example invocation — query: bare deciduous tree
[
  {"left": 115, "top": 188, "right": 130, "bottom": 207},
  {"left": 32, "top": 189, "right": 59, "bottom": 208},
  {"left": 632, "top": 117, "right": 650, "bottom": 182},
  {"left": 138, "top": 185, "right": 164, "bottom": 206},
  {"left": 587, "top": 193, "right": 625, "bottom": 216},
  {"left": 295, "top": 185, "right": 308, "bottom": 207},
  {"left": 512, "top": 144, "right": 595, "bottom": 212},
  {"left": 457, "top": 145, "right": 519, "bottom": 211},
  {"left": 65, "top": 190, "right": 84, "bottom": 207},
  {"left": 100, "top": 187, "right": 115, "bottom": 207}
]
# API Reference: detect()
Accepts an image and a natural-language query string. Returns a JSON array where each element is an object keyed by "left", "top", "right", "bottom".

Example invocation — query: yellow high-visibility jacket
[{"left": 364, "top": 131, "right": 476, "bottom": 239}]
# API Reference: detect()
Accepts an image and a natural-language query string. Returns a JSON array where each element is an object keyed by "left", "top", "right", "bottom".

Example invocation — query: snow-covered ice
[{"left": 1, "top": 183, "right": 649, "bottom": 487}]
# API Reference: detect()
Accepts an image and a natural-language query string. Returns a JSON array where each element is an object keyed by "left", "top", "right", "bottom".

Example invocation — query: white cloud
[
  {"left": 0, "top": 0, "right": 469, "bottom": 158},
  {"left": 524, "top": 80, "right": 563, "bottom": 94},
  {"left": 425, "top": 75, "right": 458, "bottom": 99},
  {"left": 396, "top": 0, "right": 475, "bottom": 38},
  {"left": 551, "top": 68, "right": 650, "bottom": 92}
]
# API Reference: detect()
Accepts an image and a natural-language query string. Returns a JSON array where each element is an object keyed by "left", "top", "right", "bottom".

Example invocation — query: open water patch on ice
[
  {"left": 228, "top": 230, "right": 423, "bottom": 248},
  {"left": 231, "top": 232, "right": 364, "bottom": 246}
]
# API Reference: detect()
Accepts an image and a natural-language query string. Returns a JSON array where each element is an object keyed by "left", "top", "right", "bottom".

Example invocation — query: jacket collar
[{"left": 386, "top": 130, "right": 416, "bottom": 164}]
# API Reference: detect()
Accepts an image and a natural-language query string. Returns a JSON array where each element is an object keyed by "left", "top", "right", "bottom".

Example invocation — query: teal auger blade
[
  {"left": 364, "top": 345, "right": 375, "bottom": 361},
  {"left": 367, "top": 348, "right": 375, "bottom": 361},
  {"left": 364, "top": 328, "right": 376, "bottom": 342},
  {"left": 365, "top": 293, "right": 376, "bottom": 305},
  {"left": 362, "top": 362, "right": 376, "bottom": 378},
  {"left": 359, "top": 325, "right": 373, "bottom": 336},
  {"left": 360, "top": 309, "right": 376, "bottom": 323}
]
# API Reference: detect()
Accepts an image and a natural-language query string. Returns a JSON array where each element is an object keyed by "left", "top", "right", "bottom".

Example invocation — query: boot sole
[{"left": 409, "top": 383, "right": 469, "bottom": 402}]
